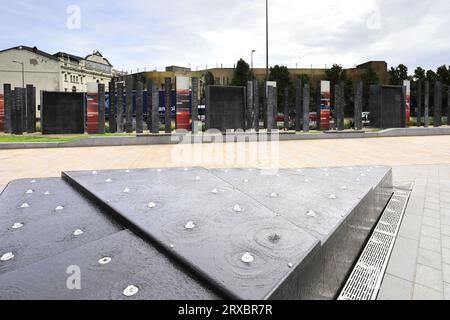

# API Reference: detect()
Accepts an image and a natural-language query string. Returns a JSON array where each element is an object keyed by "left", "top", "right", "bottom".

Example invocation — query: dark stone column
[
  {"left": 116, "top": 82, "right": 124, "bottom": 133},
  {"left": 448, "top": 86, "right": 450, "bottom": 126},
  {"left": 267, "top": 85, "right": 277, "bottom": 132},
  {"left": 316, "top": 81, "right": 322, "bottom": 130},
  {"left": 337, "top": 83, "right": 345, "bottom": 131},
  {"left": 295, "top": 78, "right": 302, "bottom": 132},
  {"left": 424, "top": 81, "right": 430, "bottom": 128},
  {"left": 401, "top": 85, "right": 407, "bottom": 128},
  {"left": 25, "top": 85, "right": 36, "bottom": 133},
  {"left": 246, "top": 81, "right": 253, "bottom": 131},
  {"left": 109, "top": 81, "right": 117, "bottom": 134},
  {"left": 354, "top": 81, "right": 363, "bottom": 131},
  {"left": 303, "top": 84, "right": 310, "bottom": 132},
  {"left": 136, "top": 82, "right": 144, "bottom": 134},
  {"left": 12, "top": 88, "right": 24, "bottom": 135},
  {"left": 98, "top": 83, "right": 106, "bottom": 134},
  {"left": 334, "top": 84, "right": 340, "bottom": 131},
  {"left": 434, "top": 81, "right": 442, "bottom": 127},
  {"left": 205, "top": 86, "right": 211, "bottom": 130},
  {"left": 146, "top": 80, "right": 153, "bottom": 132},
  {"left": 151, "top": 83, "right": 160, "bottom": 134},
  {"left": 416, "top": 81, "right": 422, "bottom": 127},
  {"left": 164, "top": 77, "right": 172, "bottom": 133},
  {"left": 125, "top": 77, "right": 133, "bottom": 133},
  {"left": 191, "top": 77, "right": 199, "bottom": 134},
  {"left": 253, "top": 80, "right": 259, "bottom": 132},
  {"left": 283, "top": 86, "right": 289, "bottom": 130},
  {"left": 3, "top": 84, "right": 11, "bottom": 133}
]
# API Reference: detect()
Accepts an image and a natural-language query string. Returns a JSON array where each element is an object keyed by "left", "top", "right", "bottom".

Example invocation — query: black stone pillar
[
  {"left": 145, "top": 80, "right": 153, "bottom": 132},
  {"left": 246, "top": 81, "right": 253, "bottom": 131},
  {"left": 337, "top": 83, "right": 345, "bottom": 131},
  {"left": 109, "top": 81, "right": 117, "bottom": 134},
  {"left": 3, "top": 84, "right": 11, "bottom": 133},
  {"left": 191, "top": 77, "right": 199, "bottom": 134},
  {"left": 434, "top": 81, "right": 442, "bottom": 127},
  {"left": 125, "top": 77, "right": 133, "bottom": 133},
  {"left": 303, "top": 84, "right": 310, "bottom": 132},
  {"left": 401, "top": 85, "right": 407, "bottom": 128},
  {"left": 354, "top": 81, "right": 363, "bottom": 131},
  {"left": 448, "top": 86, "right": 450, "bottom": 126},
  {"left": 316, "top": 81, "right": 321, "bottom": 131},
  {"left": 25, "top": 85, "right": 36, "bottom": 133},
  {"left": 424, "top": 81, "right": 430, "bottom": 128},
  {"left": 136, "top": 82, "right": 144, "bottom": 134},
  {"left": 253, "top": 80, "right": 259, "bottom": 132},
  {"left": 151, "top": 83, "right": 160, "bottom": 134},
  {"left": 283, "top": 86, "right": 289, "bottom": 130},
  {"left": 295, "top": 78, "right": 302, "bottom": 132},
  {"left": 12, "top": 88, "right": 24, "bottom": 135},
  {"left": 267, "top": 85, "right": 277, "bottom": 132},
  {"left": 164, "top": 77, "right": 172, "bottom": 133},
  {"left": 116, "top": 82, "right": 124, "bottom": 133},
  {"left": 98, "top": 83, "right": 106, "bottom": 134},
  {"left": 417, "top": 81, "right": 422, "bottom": 127}
]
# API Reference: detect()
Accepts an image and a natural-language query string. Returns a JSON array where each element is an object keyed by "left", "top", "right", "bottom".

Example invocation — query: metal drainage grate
[{"left": 338, "top": 183, "right": 413, "bottom": 300}]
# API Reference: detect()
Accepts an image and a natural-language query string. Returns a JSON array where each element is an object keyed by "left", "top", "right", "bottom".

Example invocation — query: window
[{"left": 64, "top": 74, "right": 67, "bottom": 82}]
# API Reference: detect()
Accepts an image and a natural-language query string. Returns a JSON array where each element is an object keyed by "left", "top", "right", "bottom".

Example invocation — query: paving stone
[
  {"left": 443, "top": 264, "right": 450, "bottom": 284},
  {"left": 445, "top": 283, "right": 450, "bottom": 300},
  {"left": 443, "top": 248, "right": 450, "bottom": 265},
  {"left": 425, "top": 202, "right": 440, "bottom": 211},
  {"left": 421, "top": 225, "right": 441, "bottom": 240},
  {"left": 441, "top": 225, "right": 450, "bottom": 237},
  {"left": 424, "top": 208, "right": 440, "bottom": 218},
  {"left": 417, "top": 248, "right": 442, "bottom": 270},
  {"left": 442, "top": 235, "right": 450, "bottom": 249},
  {"left": 420, "top": 235, "right": 441, "bottom": 253},
  {"left": 386, "top": 236, "right": 419, "bottom": 282},
  {"left": 415, "top": 264, "right": 443, "bottom": 292},
  {"left": 377, "top": 274, "right": 412, "bottom": 300},
  {"left": 413, "top": 284, "right": 444, "bottom": 300},
  {"left": 398, "top": 214, "right": 422, "bottom": 240}
]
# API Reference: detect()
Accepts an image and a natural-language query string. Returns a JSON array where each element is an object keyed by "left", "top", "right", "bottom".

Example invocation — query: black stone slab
[
  {"left": 267, "top": 85, "right": 277, "bottom": 132},
  {"left": 434, "top": 81, "right": 442, "bottom": 127},
  {"left": 191, "top": 78, "right": 199, "bottom": 134},
  {"left": 25, "top": 85, "right": 36, "bottom": 133},
  {"left": 369, "top": 85, "right": 405, "bottom": 129},
  {"left": 448, "top": 86, "right": 450, "bottom": 126},
  {"left": 253, "top": 80, "right": 259, "bottom": 132},
  {"left": 316, "top": 81, "right": 321, "bottom": 131},
  {"left": 109, "top": 81, "right": 117, "bottom": 134},
  {"left": 145, "top": 80, "right": 153, "bottom": 132},
  {"left": 205, "top": 86, "right": 246, "bottom": 132},
  {"left": 246, "top": 81, "right": 253, "bottom": 131},
  {"left": 3, "top": 84, "right": 11, "bottom": 133},
  {"left": 62, "top": 168, "right": 320, "bottom": 300},
  {"left": 11, "top": 88, "right": 24, "bottom": 135},
  {"left": 151, "top": 83, "right": 160, "bottom": 134},
  {"left": 283, "top": 86, "right": 289, "bottom": 130},
  {"left": 424, "top": 81, "right": 430, "bottom": 128},
  {"left": 165, "top": 78, "right": 172, "bottom": 133},
  {"left": 136, "top": 82, "right": 144, "bottom": 134},
  {"left": 303, "top": 84, "right": 310, "bottom": 132},
  {"left": 335, "top": 84, "right": 344, "bottom": 131},
  {"left": 416, "top": 81, "right": 422, "bottom": 126},
  {"left": 41, "top": 92, "right": 85, "bottom": 134},
  {"left": 0, "top": 178, "right": 122, "bottom": 277},
  {"left": 0, "top": 230, "right": 219, "bottom": 300},
  {"left": 295, "top": 79, "right": 302, "bottom": 132},
  {"left": 211, "top": 166, "right": 393, "bottom": 299},
  {"left": 354, "top": 81, "right": 363, "bottom": 130},
  {"left": 98, "top": 84, "right": 106, "bottom": 135},
  {"left": 116, "top": 83, "right": 124, "bottom": 133},
  {"left": 125, "top": 78, "right": 133, "bottom": 133}
]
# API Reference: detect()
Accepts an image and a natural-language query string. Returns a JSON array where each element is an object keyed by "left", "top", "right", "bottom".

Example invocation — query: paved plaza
[{"left": 1, "top": 135, "right": 450, "bottom": 300}]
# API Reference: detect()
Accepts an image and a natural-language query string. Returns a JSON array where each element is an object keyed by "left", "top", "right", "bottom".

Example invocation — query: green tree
[
  {"left": 426, "top": 70, "right": 438, "bottom": 82},
  {"left": 325, "top": 64, "right": 354, "bottom": 116},
  {"left": 269, "top": 65, "right": 293, "bottom": 112},
  {"left": 388, "top": 64, "right": 408, "bottom": 85},
  {"left": 361, "top": 67, "right": 380, "bottom": 111},
  {"left": 436, "top": 65, "right": 450, "bottom": 85},
  {"left": 231, "top": 59, "right": 251, "bottom": 87},
  {"left": 413, "top": 67, "right": 426, "bottom": 82}
]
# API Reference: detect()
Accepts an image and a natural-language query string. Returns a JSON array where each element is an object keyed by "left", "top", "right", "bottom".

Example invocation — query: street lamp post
[{"left": 12, "top": 60, "right": 25, "bottom": 88}]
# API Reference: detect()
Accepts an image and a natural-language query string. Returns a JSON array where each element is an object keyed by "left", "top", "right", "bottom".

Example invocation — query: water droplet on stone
[
  {"left": 233, "top": 204, "right": 243, "bottom": 213},
  {"left": 185, "top": 221, "right": 196, "bottom": 230},
  {"left": 92, "top": 171, "right": 98, "bottom": 175},
  {"left": 148, "top": 202, "right": 157, "bottom": 209},
  {"left": 98, "top": 257, "right": 112, "bottom": 265},
  {"left": 241, "top": 252, "right": 255, "bottom": 264},
  {"left": 20, "top": 203, "right": 29, "bottom": 208},
  {"left": 1, "top": 252, "right": 14, "bottom": 262},
  {"left": 169, "top": 244, "right": 174, "bottom": 249},
  {"left": 105, "top": 179, "right": 112, "bottom": 183},
  {"left": 12, "top": 223, "right": 24, "bottom": 230},
  {"left": 44, "top": 191, "right": 51, "bottom": 195},
  {"left": 329, "top": 194, "right": 337, "bottom": 199},
  {"left": 341, "top": 186, "right": 348, "bottom": 190},
  {"left": 361, "top": 173, "right": 367, "bottom": 177},
  {"left": 73, "top": 229, "right": 84, "bottom": 236},
  {"left": 306, "top": 210, "right": 317, "bottom": 217},
  {"left": 55, "top": 206, "right": 64, "bottom": 211},
  {"left": 122, "top": 285, "right": 139, "bottom": 297},
  {"left": 30, "top": 180, "right": 36, "bottom": 184},
  {"left": 288, "top": 263, "right": 294, "bottom": 268},
  {"left": 270, "top": 192, "right": 279, "bottom": 198},
  {"left": 211, "top": 188, "right": 218, "bottom": 194},
  {"left": 123, "top": 187, "right": 131, "bottom": 193},
  {"left": 195, "top": 176, "right": 201, "bottom": 181},
  {"left": 243, "top": 179, "right": 249, "bottom": 183},
  {"left": 25, "top": 189, "right": 34, "bottom": 194},
  {"left": 305, "top": 179, "right": 310, "bottom": 183}
]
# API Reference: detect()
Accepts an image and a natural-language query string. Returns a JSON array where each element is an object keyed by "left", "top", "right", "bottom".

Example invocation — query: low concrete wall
[{"left": 1, "top": 127, "right": 450, "bottom": 150}]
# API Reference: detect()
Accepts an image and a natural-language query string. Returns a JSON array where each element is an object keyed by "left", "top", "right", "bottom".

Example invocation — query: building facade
[{"left": 0, "top": 45, "right": 115, "bottom": 107}]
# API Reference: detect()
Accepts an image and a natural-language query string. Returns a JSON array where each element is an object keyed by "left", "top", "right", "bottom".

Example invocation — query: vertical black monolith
[
  {"left": 117, "top": 82, "right": 124, "bottom": 133},
  {"left": 98, "top": 83, "right": 106, "bottom": 134},
  {"left": 12, "top": 88, "right": 24, "bottom": 135},
  {"left": 354, "top": 81, "right": 363, "bottom": 130},
  {"left": 3, "top": 84, "right": 11, "bottom": 133},
  {"left": 283, "top": 86, "right": 289, "bottom": 130},
  {"left": 151, "top": 83, "right": 160, "bottom": 134},
  {"left": 424, "top": 81, "right": 430, "bottom": 128},
  {"left": 434, "top": 81, "right": 442, "bottom": 127},
  {"left": 303, "top": 84, "right": 310, "bottom": 132},
  {"left": 191, "top": 77, "right": 199, "bottom": 134},
  {"left": 295, "top": 78, "right": 302, "bottom": 132},
  {"left": 316, "top": 81, "right": 321, "bottom": 130},
  {"left": 164, "top": 77, "right": 172, "bottom": 133},
  {"left": 253, "top": 80, "right": 259, "bottom": 132},
  {"left": 416, "top": 81, "right": 422, "bottom": 127},
  {"left": 26, "top": 85, "right": 36, "bottom": 133},
  {"left": 125, "top": 77, "right": 133, "bottom": 133},
  {"left": 136, "top": 82, "right": 143, "bottom": 134},
  {"left": 247, "top": 81, "right": 254, "bottom": 131},
  {"left": 109, "top": 81, "right": 117, "bottom": 133}
]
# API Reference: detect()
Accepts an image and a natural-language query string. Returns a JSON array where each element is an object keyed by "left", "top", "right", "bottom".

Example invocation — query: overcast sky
[{"left": 1, "top": 0, "right": 449, "bottom": 73}]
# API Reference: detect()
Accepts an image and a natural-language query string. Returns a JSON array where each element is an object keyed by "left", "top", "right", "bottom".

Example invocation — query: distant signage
[
  {"left": 86, "top": 83, "right": 99, "bottom": 134},
  {"left": 320, "top": 80, "right": 331, "bottom": 130},
  {"left": 403, "top": 80, "right": 411, "bottom": 126}
]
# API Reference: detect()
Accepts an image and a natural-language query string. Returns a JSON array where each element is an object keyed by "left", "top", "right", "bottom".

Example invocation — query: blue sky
[{"left": 1, "top": 0, "right": 449, "bottom": 73}]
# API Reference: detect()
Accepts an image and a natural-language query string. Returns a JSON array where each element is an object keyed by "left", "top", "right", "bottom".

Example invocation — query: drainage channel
[{"left": 337, "top": 181, "right": 413, "bottom": 300}]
